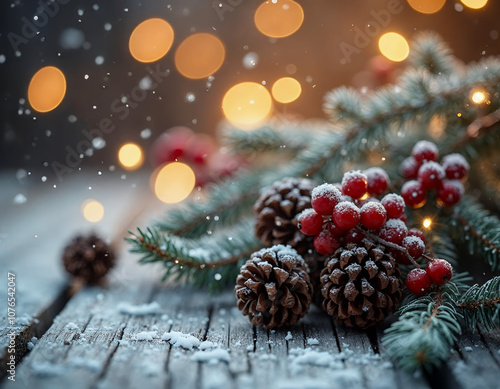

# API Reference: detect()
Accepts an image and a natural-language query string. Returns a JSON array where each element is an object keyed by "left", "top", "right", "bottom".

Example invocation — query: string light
[
  {"left": 152, "top": 162, "right": 196, "bottom": 204},
  {"left": 118, "top": 143, "right": 144, "bottom": 170},
  {"left": 81, "top": 199, "right": 104, "bottom": 223},
  {"left": 28, "top": 66, "right": 66, "bottom": 112},
  {"left": 222, "top": 82, "right": 272, "bottom": 129},
  {"left": 423, "top": 218, "right": 432, "bottom": 229},
  {"left": 378, "top": 32, "right": 409, "bottom": 62},
  {"left": 174, "top": 33, "right": 225, "bottom": 79},
  {"left": 471, "top": 89, "right": 487, "bottom": 104},
  {"left": 129, "top": 18, "right": 174, "bottom": 63},
  {"left": 254, "top": 0, "right": 304, "bottom": 38}
]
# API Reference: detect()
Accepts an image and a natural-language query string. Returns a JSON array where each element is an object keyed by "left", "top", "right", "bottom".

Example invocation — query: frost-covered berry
[
  {"left": 327, "top": 222, "right": 344, "bottom": 237},
  {"left": 411, "top": 140, "right": 439, "bottom": 164},
  {"left": 314, "top": 230, "right": 341, "bottom": 255},
  {"left": 381, "top": 193, "right": 405, "bottom": 219},
  {"left": 418, "top": 161, "right": 445, "bottom": 190},
  {"left": 442, "top": 153, "right": 469, "bottom": 180},
  {"left": 408, "top": 228, "right": 426, "bottom": 244},
  {"left": 341, "top": 171, "right": 368, "bottom": 199},
  {"left": 343, "top": 228, "right": 365, "bottom": 244},
  {"left": 426, "top": 259, "right": 453, "bottom": 285},
  {"left": 364, "top": 167, "right": 390, "bottom": 196},
  {"left": 297, "top": 209, "right": 323, "bottom": 236},
  {"left": 406, "top": 269, "right": 431, "bottom": 296},
  {"left": 400, "top": 156, "right": 420, "bottom": 179},
  {"left": 437, "top": 180, "right": 464, "bottom": 207},
  {"left": 379, "top": 219, "right": 408, "bottom": 245},
  {"left": 311, "top": 184, "right": 342, "bottom": 215},
  {"left": 402, "top": 236, "right": 425, "bottom": 259},
  {"left": 332, "top": 201, "right": 361, "bottom": 230},
  {"left": 401, "top": 180, "right": 427, "bottom": 209},
  {"left": 360, "top": 202, "right": 387, "bottom": 230}
]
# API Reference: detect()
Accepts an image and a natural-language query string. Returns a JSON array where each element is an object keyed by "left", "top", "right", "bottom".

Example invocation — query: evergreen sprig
[
  {"left": 450, "top": 196, "right": 500, "bottom": 272},
  {"left": 459, "top": 277, "right": 500, "bottom": 331},
  {"left": 383, "top": 281, "right": 463, "bottom": 372},
  {"left": 408, "top": 32, "right": 456, "bottom": 75}
]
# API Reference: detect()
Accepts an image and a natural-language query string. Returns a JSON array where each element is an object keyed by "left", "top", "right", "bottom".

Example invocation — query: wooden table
[{"left": 1, "top": 171, "right": 499, "bottom": 389}]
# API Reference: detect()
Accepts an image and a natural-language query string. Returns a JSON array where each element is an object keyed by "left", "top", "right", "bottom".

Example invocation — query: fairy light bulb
[
  {"left": 175, "top": 33, "right": 225, "bottom": 79},
  {"left": 129, "top": 18, "right": 174, "bottom": 63},
  {"left": 28, "top": 66, "right": 66, "bottom": 112},
  {"left": 254, "top": 0, "right": 304, "bottom": 38},
  {"left": 378, "top": 32, "right": 410, "bottom": 62},
  {"left": 82, "top": 199, "right": 105, "bottom": 223},
  {"left": 118, "top": 143, "right": 144, "bottom": 170},
  {"left": 152, "top": 162, "right": 196, "bottom": 204},
  {"left": 471, "top": 90, "right": 487, "bottom": 104},
  {"left": 407, "top": 0, "right": 446, "bottom": 14},
  {"left": 423, "top": 218, "right": 432, "bottom": 229},
  {"left": 461, "top": 0, "right": 488, "bottom": 9}
]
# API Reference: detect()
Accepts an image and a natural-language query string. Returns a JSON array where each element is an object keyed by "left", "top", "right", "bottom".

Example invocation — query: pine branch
[
  {"left": 426, "top": 225, "right": 459, "bottom": 268},
  {"left": 459, "top": 277, "right": 500, "bottom": 330},
  {"left": 127, "top": 220, "right": 262, "bottom": 291},
  {"left": 408, "top": 32, "right": 457, "bottom": 75},
  {"left": 450, "top": 196, "right": 500, "bottom": 272},
  {"left": 450, "top": 108, "right": 500, "bottom": 152},
  {"left": 383, "top": 281, "right": 462, "bottom": 372}
]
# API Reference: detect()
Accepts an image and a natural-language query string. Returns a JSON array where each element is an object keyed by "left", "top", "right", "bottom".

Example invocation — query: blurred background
[{"left": 0, "top": 0, "right": 498, "bottom": 192}]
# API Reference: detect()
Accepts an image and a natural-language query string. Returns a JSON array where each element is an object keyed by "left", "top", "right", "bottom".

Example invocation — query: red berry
[
  {"left": 360, "top": 202, "right": 387, "bottom": 230},
  {"left": 314, "top": 230, "right": 341, "bottom": 255},
  {"left": 381, "top": 194, "right": 405, "bottom": 219},
  {"left": 402, "top": 236, "right": 425, "bottom": 259},
  {"left": 297, "top": 209, "right": 324, "bottom": 236},
  {"left": 364, "top": 167, "right": 390, "bottom": 196},
  {"left": 327, "top": 222, "right": 344, "bottom": 237},
  {"left": 408, "top": 228, "right": 426, "bottom": 244},
  {"left": 311, "top": 184, "right": 342, "bottom": 216},
  {"left": 343, "top": 228, "right": 365, "bottom": 244},
  {"left": 418, "top": 161, "right": 445, "bottom": 190},
  {"left": 400, "top": 157, "right": 420, "bottom": 179},
  {"left": 441, "top": 153, "right": 469, "bottom": 180},
  {"left": 185, "top": 134, "right": 216, "bottom": 165},
  {"left": 401, "top": 180, "right": 427, "bottom": 209},
  {"left": 437, "top": 180, "right": 464, "bottom": 207},
  {"left": 379, "top": 219, "right": 408, "bottom": 245},
  {"left": 151, "top": 126, "right": 194, "bottom": 166},
  {"left": 406, "top": 269, "right": 431, "bottom": 296},
  {"left": 398, "top": 212, "right": 408, "bottom": 224},
  {"left": 356, "top": 196, "right": 380, "bottom": 207},
  {"left": 426, "top": 259, "right": 453, "bottom": 285},
  {"left": 332, "top": 201, "right": 361, "bottom": 230},
  {"left": 411, "top": 140, "right": 439, "bottom": 164},
  {"left": 341, "top": 171, "right": 368, "bottom": 199}
]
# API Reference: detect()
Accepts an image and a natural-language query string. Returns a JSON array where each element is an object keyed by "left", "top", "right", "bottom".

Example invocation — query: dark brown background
[{"left": 0, "top": 0, "right": 498, "bottom": 178}]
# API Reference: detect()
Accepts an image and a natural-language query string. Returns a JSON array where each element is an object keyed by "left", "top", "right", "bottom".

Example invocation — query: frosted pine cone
[
  {"left": 320, "top": 240, "right": 403, "bottom": 329},
  {"left": 254, "top": 177, "right": 317, "bottom": 255},
  {"left": 62, "top": 234, "right": 115, "bottom": 283},
  {"left": 235, "top": 245, "right": 313, "bottom": 329}
]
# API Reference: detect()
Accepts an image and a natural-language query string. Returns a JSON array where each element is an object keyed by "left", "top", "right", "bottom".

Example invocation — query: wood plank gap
[
  {"left": 476, "top": 326, "right": 500, "bottom": 368},
  {"left": 89, "top": 323, "right": 126, "bottom": 389},
  {"left": 252, "top": 326, "right": 257, "bottom": 353},
  {"left": 0, "top": 285, "right": 71, "bottom": 380},
  {"left": 366, "top": 327, "right": 379, "bottom": 354},
  {"left": 330, "top": 320, "right": 342, "bottom": 353}
]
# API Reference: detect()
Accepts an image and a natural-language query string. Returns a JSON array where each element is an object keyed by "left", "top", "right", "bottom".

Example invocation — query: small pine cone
[
  {"left": 254, "top": 177, "right": 317, "bottom": 255},
  {"left": 235, "top": 245, "right": 313, "bottom": 329},
  {"left": 320, "top": 240, "right": 403, "bottom": 329},
  {"left": 62, "top": 234, "right": 115, "bottom": 283}
]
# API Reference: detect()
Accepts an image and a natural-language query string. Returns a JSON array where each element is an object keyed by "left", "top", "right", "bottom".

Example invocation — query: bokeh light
[
  {"left": 118, "top": 143, "right": 144, "bottom": 170},
  {"left": 254, "top": 0, "right": 304, "bottom": 38},
  {"left": 271, "top": 77, "right": 302, "bottom": 103},
  {"left": 407, "top": 0, "right": 446, "bottom": 14},
  {"left": 81, "top": 199, "right": 104, "bottom": 223},
  {"left": 28, "top": 66, "right": 66, "bottom": 112},
  {"left": 378, "top": 32, "right": 410, "bottom": 62},
  {"left": 461, "top": 0, "right": 488, "bottom": 9},
  {"left": 152, "top": 162, "right": 196, "bottom": 204},
  {"left": 175, "top": 33, "right": 225, "bottom": 79},
  {"left": 129, "top": 18, "right": 174, "bottom": 63},
  {"left": 423, "top": 218, "right": 432, "bottom": 229},
  {"left": 222, "top": 82, "right": 273, "bottom": 129}
]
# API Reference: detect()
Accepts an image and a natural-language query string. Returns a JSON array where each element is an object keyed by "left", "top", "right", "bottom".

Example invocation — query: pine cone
[
  {"left": 235, "top": 245, "right": 313, "bottom": 329},
  {"left": 254, "top": 177, "right": 317, "bottom": 255},
  {"left": 62, "top": 234, "right": 115, "bottom": 283},
  {"left": 320, "top": 240, "right": 403, "bottom": 329}
]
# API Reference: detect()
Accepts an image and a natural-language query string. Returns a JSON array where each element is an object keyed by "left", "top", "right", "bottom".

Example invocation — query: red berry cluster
[
  {"left": 297, "top": 169, "right": 427, "bottom": 268},
  {"left": 400, "top": 140, "right": 469, "bottom": 208},
  {"left": 151, "top": 126, "right": 245, "bottom": 186},
  {"left": 405, "top": 259, "right": 453, "bottom": 296}
]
